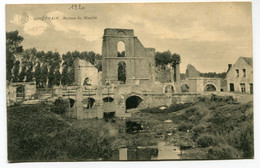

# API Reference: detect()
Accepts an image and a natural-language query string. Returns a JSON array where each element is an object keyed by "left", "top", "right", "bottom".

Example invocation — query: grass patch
[
  {"left": 7, "top": 103, "right": 115, "bottom": 162},
  {"left": 177, "top": 101, "right": 254, "bottom": 159},
  {"left": 141, "top": 102, "right": 194, "bottom": 114}
]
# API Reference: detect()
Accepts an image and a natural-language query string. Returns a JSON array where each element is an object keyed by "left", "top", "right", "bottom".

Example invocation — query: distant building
[{"left": 226, "top": 57, "right": 253, "bottom": 94}]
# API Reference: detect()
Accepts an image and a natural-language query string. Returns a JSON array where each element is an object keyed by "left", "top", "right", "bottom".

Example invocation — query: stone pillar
[
  {"left": 96, "top": 86, "right": 103, "bottom": 118},
  {"left": 174, "top": 63, "right": 180, "bottom": 82},
  {"left": 115, "top": 95, "right": 126, "bottom": 117},
  {"left": 75, "top": 86, "right": 84, "bottom": 119},
  {"left": 170, "top": 67, "right": 174, "bottom": 83}
]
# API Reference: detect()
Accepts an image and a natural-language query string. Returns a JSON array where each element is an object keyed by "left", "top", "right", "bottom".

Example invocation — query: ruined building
[
  {"left": 62, "top": 28, "right": 221, "bottom": 119},
  {"left": 101, "top": 28, "right": 155, "bottom": 85},
  {"left": 7, "top": 28, "right": 252, "bottom": 116}
]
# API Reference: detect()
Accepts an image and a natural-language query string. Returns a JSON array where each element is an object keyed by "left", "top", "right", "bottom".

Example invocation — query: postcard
[{"left": 5, "top": 2, "right": 254, "bottom": 163}]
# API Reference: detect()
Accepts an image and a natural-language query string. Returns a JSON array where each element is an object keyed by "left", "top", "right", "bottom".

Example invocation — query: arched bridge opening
[
  {"left": 126, "top": 95, "right": 143, "bottom": 110},
  {"left": 204, "top": 84, "right": 217, "bottom": 92}
]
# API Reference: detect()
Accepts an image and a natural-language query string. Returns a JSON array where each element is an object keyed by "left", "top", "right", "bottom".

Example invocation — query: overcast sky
[{"left": 6, "top": 2, "right": 252, "bottom": 73}]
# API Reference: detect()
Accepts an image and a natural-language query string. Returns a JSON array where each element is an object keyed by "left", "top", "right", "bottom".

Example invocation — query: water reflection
[
  {"left": 113, "top": 142, "right": 181, "bottom": 160},
  {"left": 151, "top": 142, "right": 180, "bottom": 160}
]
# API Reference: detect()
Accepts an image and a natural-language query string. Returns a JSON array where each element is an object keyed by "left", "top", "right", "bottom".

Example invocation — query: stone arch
[
  {"left": 118, "top": 61, "right": 126, "bottom": 84},
  {"left": 204, "top": 83, "right": 217, "bottom": 92},
  {"left": 125, "top": 95, "right": 144, "bottom": 110},
  {"left": 117, "top": 41, "right": 126, "bottom": 57},
  {"left": 68, "top": 98, "right": 75, "bottom": 108},
  {"left": 163, "top": 84, "right": 175, "bottom": 93},
  {"left": 181, "top": 84, "right": 190, "bottom": 92},
  {"left": 103, "top": 97, "right": 114, "bottom": 102},
  {"left": 83, "top": 97, "right": 95, "bottom": 109},
  {"left": 16, "top": 85, "right": 25, "bottom": 98},
  {"left": 118, "top": 31, "right": 126, "bottom": 36}
]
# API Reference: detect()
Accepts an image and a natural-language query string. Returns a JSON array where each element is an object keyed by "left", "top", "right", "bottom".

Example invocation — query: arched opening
[
  {"left": 164, "top": 85, "right": 174, "bottom": 93},
  {"left": 118, "top": 61, "right": 126, "bottom": 84},
  {"left": 204, "top": 84, "right": 217, "bottom": 92},
  {"left": 83, "top": 98, "right": 95, "bottom": 109},
  {"left": 118, "top": 31, "right": 126, "bottom": 36},
  {"left": 126, "top": 96, "right": 143, "bottom": 110},
  {"left": 103, "top": 97, "right": 114, "bottom": 102},
  {"left": 16, "top": 85, "right": 25, "bottom": 98},
  {"left": 68, "top": 98, "right": 75, "bottom": 108},
  {"left": 181, "top": 84, "right": 190, "bottom": 92},
  {"left": 83, "top": 77, "right": 91, "bottom": 86},
  {"left": 117, "top": 41, "right": 125, "bottom": 57}
]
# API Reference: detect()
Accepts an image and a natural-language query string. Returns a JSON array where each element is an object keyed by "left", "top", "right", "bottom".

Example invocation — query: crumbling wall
[
  {"left": 186, "top": 64, "right": 200, "bottom": 79},
  {"left": 102, "top": 28, "right": 155, "bottom": 85}
]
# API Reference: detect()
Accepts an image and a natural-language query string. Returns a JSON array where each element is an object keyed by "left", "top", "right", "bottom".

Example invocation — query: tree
[
  {"left": 13, "top": 60, "right": 20, "bottom": 82},
  {"left": 61, "top": 66, "right": 69, "bottom": 86},
  {"left": 53, "top": 70, "right": 61, "bottom": 86},
  {"left": 48, "top": 66, "right": 55, "bottom": 88},
  {"left": 18, "top": 65, "right": 26, "bottom": 82},
  {"left": 34, "top": 63, "right": 41, "bottom": 88},
  {"left": 41, "top": 64, "right": 48, "bottom": 88},
  {"left": 6, "top": 31, "right": 24, "bottom": 82},
  {"left": 67, "top": 67, "right": 75, "bottom": 85},
  {"left": 155, "top": 51, "right": 181, "bottom": 70},
  {"left": 87, "top": 51, "right": 96, "bottom": 65},
  {"left": 95, "top": 60, "right": 102, "bottom": 72},
  {"left": 22, "top": 49, "right": 37, "bottom": 82},
  {"left": 155, "top": 51, "right": 172, "bottom": 70},
  {"left": 25, "top": 63, "right": 33, "bottom": 82}
]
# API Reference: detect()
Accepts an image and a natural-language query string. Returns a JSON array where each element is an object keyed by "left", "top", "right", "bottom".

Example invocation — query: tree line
[
  {"left": 200, "top": 72, "right": 226, "bottom": 79},
  {"left": 6, "top": 31, "right": 102, "bottom": 88}
]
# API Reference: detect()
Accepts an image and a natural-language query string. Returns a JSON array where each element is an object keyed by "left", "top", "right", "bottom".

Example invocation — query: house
[{"left": 226, "top": 57, "right": 253, "bottom": 94}]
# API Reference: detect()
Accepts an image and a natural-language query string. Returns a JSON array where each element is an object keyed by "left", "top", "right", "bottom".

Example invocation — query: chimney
[{"left": 227, "top": 64, "right": 232, "bottom": 72}]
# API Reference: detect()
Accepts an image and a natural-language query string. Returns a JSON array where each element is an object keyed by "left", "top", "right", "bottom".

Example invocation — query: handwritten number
[{"left": 69, "top": 4, "right": 85, "bottom": 10}]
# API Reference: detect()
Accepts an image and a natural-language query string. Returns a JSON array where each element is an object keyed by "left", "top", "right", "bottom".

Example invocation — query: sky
[{"left": 5, "top": 2, "right": 252, "bottom": 73}]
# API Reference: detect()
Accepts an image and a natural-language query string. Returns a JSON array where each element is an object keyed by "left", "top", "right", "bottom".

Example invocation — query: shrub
[
  {"left": 197, "top": 96, "right": 210, "bottom": 102},
  {"left": 196, "top": 134, "right": 217, "bottom": 148},
  {"left": 178, "top": 122, "right": 193, "bottom": 132},
  {"left": 191, "top": 124, "right": 208, "bottom": 140},
  {"left": 207, "top": 144, "right": 242, "bottom": 159},
  {"left": 167, "top": 103, "right": 194, "bottom": 112},
  {"left": 51, "top": 97, "right": 68, "bottom": 114},
  {"left": 185, "top": 108, "right": 197, "bottom": 117},
  {"left": 141, "top": 102, "right": 194, "bottom": 114},
  {"left": 227, "top": 121, "right": 254, "bottom": 158}
]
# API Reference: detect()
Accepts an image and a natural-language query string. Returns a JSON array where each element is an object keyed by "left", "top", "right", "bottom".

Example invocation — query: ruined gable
[{"left": 186, "top": 64, "right": 200, "bottom": 79}]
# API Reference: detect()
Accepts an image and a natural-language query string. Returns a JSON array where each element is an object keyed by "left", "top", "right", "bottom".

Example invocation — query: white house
[{"left": 226, "top": 57, "right": 253, "bottom": 94}]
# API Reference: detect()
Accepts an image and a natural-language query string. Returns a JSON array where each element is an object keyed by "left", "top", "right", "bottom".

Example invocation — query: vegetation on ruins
[{"left": 155, "top": 50, "right": 181, "bottom": 70}]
